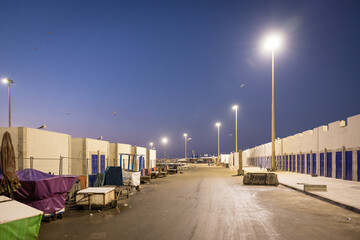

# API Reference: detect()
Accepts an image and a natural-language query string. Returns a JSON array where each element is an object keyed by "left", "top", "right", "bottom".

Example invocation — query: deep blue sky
[{"left": 1, "top": 0, "right": 360, "bottom": 158}]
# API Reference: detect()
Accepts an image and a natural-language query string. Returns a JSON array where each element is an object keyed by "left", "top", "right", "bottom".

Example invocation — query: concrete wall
[
  {"left": 131, "top": 146, "right": 147, "bottom": 171},
  {"left": 243, "top": 114, "right": 360, "bottom": 181},
  {"left": 71, "top": 138, "right": 109, "bottom": 175},
  {"left": 0, "top": 127, "right": 71, "bottom": 175},
  {"left": 220, "top": 154, "right": 230, "bottom": 164},
  {"left": 109, "top": 143, "right": 132, "bottom": 169},
  {"left": 146, "top": 149, "right": 157, "bottom": 168}
]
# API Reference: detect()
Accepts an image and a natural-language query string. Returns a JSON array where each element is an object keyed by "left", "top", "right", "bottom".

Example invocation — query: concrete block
[
  {"left": 304, "top": 184, "right": 327, "bottom": 192},
  {"left": 243, "top": 173, "right": 279, "bottom": 186}
]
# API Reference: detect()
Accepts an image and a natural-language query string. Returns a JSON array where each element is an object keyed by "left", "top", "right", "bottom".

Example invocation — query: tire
[{"left": 111, "top": 200, "right": 117, "bottom": 208}]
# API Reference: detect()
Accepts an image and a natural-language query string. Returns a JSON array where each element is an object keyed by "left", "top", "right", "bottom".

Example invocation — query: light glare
[
  {"left": 215, "top": 122, "right": 221, "bottom": 127},
  {"left": 232, "top": 105, "right": 238, "bottom": 110},
  {"left": 162, "top": 138, "right": 168, "bottom": 144},
  {"left": 265, "top": 35, "right": 281, "bottom": 50}
]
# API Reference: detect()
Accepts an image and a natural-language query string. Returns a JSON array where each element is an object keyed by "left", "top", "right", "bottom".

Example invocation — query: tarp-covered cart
[
  {"left": 0, "top": 195, "right": 43, "bottom": 239},
  {"left": 1, "top": 169, "right": 78, "bottom": 221}
]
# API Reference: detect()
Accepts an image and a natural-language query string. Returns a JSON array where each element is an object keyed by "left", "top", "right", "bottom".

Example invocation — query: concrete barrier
[{"left": 243, "top": 173, "right": 279, "bottom": 186}]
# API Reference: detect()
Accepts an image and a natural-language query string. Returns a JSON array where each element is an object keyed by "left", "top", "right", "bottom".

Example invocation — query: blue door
[
  {"left": 335, "top": 152, "right": 342, "bottom": 179},
  {"left": 91, "top": 154, "right": 98, "bottom": 174},
  {"left": 326, "top": 152, "right": 332, "bottom": 177},
  {"left": 320, "top": 153, "right": 324, "bottom": 176},
  {"left": 286, "top": 155, "right": 288, "bottom": 171},
  {"left": 345, "top": 151, "right": 352, "bottom": 181},
  {"left": 312, "top": 153, "right": 316, "bottom": 175},
  {"left": 293, "top": 155, "right": 296, "bottom": 172},
  {"left": 306, "top": 154, "right": 310, "bottom": 174},
  {"left": 297, "top": 155, "right": 300, "bottom": 173},
  {"left": 289, "top": 155, "right": 292, "bottom": 172},
  {"left": 301, "top": 154, "right": 305, "bottom": 173},
  {"left": 100, "top": 155, "right": 105, "bottom": 173}
]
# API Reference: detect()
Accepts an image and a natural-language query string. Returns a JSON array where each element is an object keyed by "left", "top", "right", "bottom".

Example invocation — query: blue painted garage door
[
  {"left": 289, "top": 155, "right": 292, "bottom": 172},
  {"left": 100, "top": 155, "right": 105, "bottom": 173},
  {"left": 91, "top": 154, "right": 98, "bottom": 174},
  {"left": 301, "top": 154, "right": 305, "bottom": 174},
  {"left": 320, "top": 153, "right": 324, "bottom": 176},
  {"left": 297, "top": 155, "right": 300, "bottom": 173},
  {"left": 345, "top": 151, "right": 352, "bottom": 181},
  {"left": 326, "top": 152, "right": 332, "bottom": 177},
  {"left": 335, "top": 152, "right": 342, "bottom": 179},
  {"left": 293, "top": 155, "right": 296, "bottom": 172},
  {"left": 286, "top": 155, "right": 289, "bottom": 171},
  {"left": 306, "top": 154, "right": 310, "bottom": 174},
  {"left": 312, "top": 153, "right": 316, "bottom": 175}
]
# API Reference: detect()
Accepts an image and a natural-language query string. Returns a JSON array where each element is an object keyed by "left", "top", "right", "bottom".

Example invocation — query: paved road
[{"left": 39, "top": 165, "right": 360, "bottom": 240}]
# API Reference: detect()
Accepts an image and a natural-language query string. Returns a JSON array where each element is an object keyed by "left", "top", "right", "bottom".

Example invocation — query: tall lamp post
[
  {"left": 232, "top": 105, "right": 238, "bottom": 152},
  {"left": 2, "top": 78, "right": 14, "bottom": 127},
  {"left": 149, "top": 142, "right": 154, "bottom": 149},
  {"left": 183, "top": 133, "right": 188, "bottom": 161},
  {"left": 265, "top": 34, "right": 281, "bottom": 171},
  {"left": 162, "top": 137, "right": 168, "bottom": 170},
  {"left": 215, "top": 122, "right": 221, "bottom": 164}
]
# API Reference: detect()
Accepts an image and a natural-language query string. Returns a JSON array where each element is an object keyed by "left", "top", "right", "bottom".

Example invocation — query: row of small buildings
[
  {"left": 0, "top": 127, "right": 156, "bottom": 176},
  {"left": 242, "top": 114, "right": 360, "bottom": 181}
]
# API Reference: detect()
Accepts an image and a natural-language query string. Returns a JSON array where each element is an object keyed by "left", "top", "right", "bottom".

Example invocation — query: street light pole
[
  {"left": 184, "top": 133, "right": 187, "bottom": 161},
  {"left": 264, "top": 34, "right": 281, "bottom": 171},
  {"left": 162, "top": 137, "right": 168, "bottom": 171},
  {"left": 232, "top": 105, "right": 238, "bottom": 152},
  {"left": 271, "top": 49, "right": 276, "bottom": 171},
  {"left": 215, "top": 123, "right": 221, "bottom": 164},
  {"left": 2, "top": 78, "right": 14, "bottom": 127}
]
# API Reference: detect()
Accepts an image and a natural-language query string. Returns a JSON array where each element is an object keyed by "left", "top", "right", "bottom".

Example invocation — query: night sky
[{"left": 1, "top": 0, "right": 360, "bottom": 158}]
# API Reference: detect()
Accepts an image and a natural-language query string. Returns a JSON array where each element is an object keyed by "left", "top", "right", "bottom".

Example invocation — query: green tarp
[{"left": 0, "top": 214, "right": 42, "bottom": 239}]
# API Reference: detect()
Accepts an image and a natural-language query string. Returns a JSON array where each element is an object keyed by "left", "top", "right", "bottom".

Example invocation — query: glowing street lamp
[
  {"left": 183, "top": 133, "right": 188, "bottom": 161},
  {"left": 149, "top": 142, "right": 154, "bottom": 149},
  {"left": 215, "top": 122, "right": 221, "bottom": 164},
  {"left": 2, "top": 78, "right": 14, "bottom": 127},
  {"left": 232, "top": 105, "right": 238, "bottom": 152},
  {"left": 162, "top": 137, "right": 168, "bottom": 173},
  {"left": 264, "top": 34, "right": 282, "bottom": 171}
]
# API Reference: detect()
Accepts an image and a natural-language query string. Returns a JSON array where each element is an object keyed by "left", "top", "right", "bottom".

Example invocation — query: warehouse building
[{"left": 243, "top": 114, "right": 360, "bottom": 181}]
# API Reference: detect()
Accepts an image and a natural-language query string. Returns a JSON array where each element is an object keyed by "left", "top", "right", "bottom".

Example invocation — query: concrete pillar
[
  {"left": 324, "top": 148, "right": 327, "bottom": 177},
  {"left": 353, "top": 149, "right": 358, "bottom": 182}
]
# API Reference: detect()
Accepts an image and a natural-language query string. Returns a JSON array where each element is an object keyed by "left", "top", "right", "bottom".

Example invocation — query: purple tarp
[{"left": 0, "top": 169, "right": 78, "bottom": 214}]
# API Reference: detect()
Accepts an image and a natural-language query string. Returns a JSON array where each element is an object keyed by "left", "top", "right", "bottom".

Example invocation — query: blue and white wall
[{"left": 243, "top": 114, "right": 360, "bottom": 181}]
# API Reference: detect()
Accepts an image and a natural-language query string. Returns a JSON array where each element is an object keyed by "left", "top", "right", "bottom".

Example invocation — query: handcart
[{"left": 75, "top": 187, "right": 117, "bottom": 210}]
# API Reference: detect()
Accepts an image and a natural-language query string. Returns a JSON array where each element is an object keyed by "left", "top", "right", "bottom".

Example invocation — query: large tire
[{"left": 111, "top": 200, "right": 117, "bottom": 208}]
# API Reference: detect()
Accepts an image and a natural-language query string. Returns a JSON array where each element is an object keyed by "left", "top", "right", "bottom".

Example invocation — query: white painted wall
[
  {"left": 109, "top": 143, "right": 132, "bottom": 169},
  {"left": 131, "top": 146, "right": 147, "bottom": 171},
  {"left": 243, "top": 114, "right": 360, "bottom": 181},
  {"left": 147, "top": 149, "right": 156, "bottom": 168},
  {"left": 0, "top": 127, "right": 71, "bottom": 175},
  {"left": 71, "top": 138, "right": 109, "bottom": 175}
]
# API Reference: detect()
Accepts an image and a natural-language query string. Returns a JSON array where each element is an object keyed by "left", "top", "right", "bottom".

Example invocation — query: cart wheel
[
  {"left": 111, "top": 200, "right": 117, "bottom": 208},
  {"left": 136, "top": 186, "right": 141, "bottom": 191},
  {"left": 57, "top": 214, "right": 63, "bottom": 219}
]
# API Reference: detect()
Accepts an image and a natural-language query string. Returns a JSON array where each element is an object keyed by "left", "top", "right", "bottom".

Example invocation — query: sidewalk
[{"left": 243, "top": 167, "right": 360, "bottom": 213}]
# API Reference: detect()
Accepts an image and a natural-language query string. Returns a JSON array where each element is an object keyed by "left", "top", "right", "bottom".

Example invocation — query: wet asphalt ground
[{"left": 39, "top": 165, "right": 360, "bottom": 240}]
